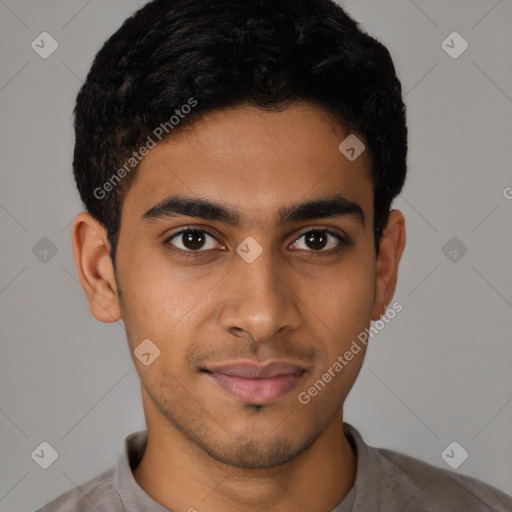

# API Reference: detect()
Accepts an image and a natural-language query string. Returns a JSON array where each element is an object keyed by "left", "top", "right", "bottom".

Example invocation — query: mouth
[{"left": 201, "top": 361, "right": 307, "bottom": 405}]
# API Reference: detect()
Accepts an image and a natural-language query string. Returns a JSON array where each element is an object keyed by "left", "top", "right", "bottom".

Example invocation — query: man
[{"left": 36, "top": 0, "right": 512, "bottom": 510}]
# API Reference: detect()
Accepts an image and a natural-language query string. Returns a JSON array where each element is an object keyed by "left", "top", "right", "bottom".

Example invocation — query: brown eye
[
  {"left": 290, "top": 229, "right": 345, "bottom": 252},
  {"left": 167, "top": 229, "right": 219, "bottom": 252},
  {"left": 304, "top": 231, "right": 329, "bottom": 250}
]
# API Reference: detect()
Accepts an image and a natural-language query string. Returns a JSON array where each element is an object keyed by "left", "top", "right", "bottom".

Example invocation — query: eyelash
[{"left": 164, "top": 227, "right": 349, "bottom": 258}]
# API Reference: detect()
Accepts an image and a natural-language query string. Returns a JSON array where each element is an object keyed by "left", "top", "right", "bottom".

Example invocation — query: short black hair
[{"left": 73, "top": 0, "right": 407, "bottom": 262}]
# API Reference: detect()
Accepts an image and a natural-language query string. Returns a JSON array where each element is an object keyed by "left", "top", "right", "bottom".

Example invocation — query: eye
[
  {"left": 164, "top": 227, "right": 349, "bottom": 258},
  {"left": 166, "top": 228, "right": 221, "bottom": 254},
  {"left": 290, "top": 229, "right": 346, "bottom": 253}
]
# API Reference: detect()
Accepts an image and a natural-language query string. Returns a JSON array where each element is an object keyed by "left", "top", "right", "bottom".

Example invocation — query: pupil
[
  {"left": 184, "top": 231, "right": 205, "bottom": 250},
  {"left": 306, "top": 231, "right": 327, "bottom": 250}
]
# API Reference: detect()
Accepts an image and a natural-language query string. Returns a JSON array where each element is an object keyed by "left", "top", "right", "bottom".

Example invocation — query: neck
[{"left": 133, "top": 408, "right": 357, "bottom": 512}]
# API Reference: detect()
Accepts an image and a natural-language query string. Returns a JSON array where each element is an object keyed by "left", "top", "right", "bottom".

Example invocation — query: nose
[{"left": 216, "top": 244, "right": 302, "bottom": 343}]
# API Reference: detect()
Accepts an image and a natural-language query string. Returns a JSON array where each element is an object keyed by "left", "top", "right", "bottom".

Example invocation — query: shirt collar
[{"left": 115, "top": 430, "right": 169, "bottom": 511}]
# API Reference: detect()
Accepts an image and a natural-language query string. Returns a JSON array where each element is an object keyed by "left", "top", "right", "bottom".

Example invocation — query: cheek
[
  {"left": 116, "top": 253, "right": 218, "bottom": 365},
  {"left": 330, "top": 267, "right": 374, "bottom": 329},
  {"left": 297, "top": 250, "right": 376, "bottom": 336},
  {"left": 295, "top": 260, "right": 374, "bottom": 406},
  {"left": 117, "top": 240, "right": 197, "bottom": 318}
]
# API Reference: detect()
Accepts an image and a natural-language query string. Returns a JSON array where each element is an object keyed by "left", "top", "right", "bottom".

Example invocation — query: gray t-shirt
[{"left": 34, "top": 423, "right": 512, "bottom": 511}]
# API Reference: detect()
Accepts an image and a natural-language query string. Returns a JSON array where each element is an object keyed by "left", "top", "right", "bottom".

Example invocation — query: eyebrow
[{"left": 141, "top": 193, "right": 365, "bottom": 227}]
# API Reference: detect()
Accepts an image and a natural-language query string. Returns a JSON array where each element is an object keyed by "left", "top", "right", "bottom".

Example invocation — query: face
[{"left": 77, "top": 103, "right": 403, "bottom": 469}]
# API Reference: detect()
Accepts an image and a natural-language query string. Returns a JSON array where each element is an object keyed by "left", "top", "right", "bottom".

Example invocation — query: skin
[{"left": 72, "top": 102, "right": 406, "bottom": 512}]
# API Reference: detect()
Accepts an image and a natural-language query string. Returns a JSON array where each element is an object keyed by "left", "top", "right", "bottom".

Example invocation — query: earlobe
[
  {"left": 371, "top": 209, "right": 406, "bottom": 321},
  {"left": 71, "top": 212, "right": 122, "bottom": 323}
]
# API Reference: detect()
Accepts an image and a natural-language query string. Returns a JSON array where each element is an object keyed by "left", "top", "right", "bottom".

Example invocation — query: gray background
[{"left": 1, "top": 1, "right": 511, "bottom": 510}]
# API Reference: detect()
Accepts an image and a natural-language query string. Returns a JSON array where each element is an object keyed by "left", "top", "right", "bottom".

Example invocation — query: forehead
[{"left": 121, "top": 103, "right": 374, "bottom": 228}]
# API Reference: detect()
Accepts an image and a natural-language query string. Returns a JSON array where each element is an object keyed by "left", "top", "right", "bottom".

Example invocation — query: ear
[
  {"left": 371, "top": 209, "right": 406, "bottom": 321},
  {"left": 71, "top": 212, "right": 122, "bottom": 323}
]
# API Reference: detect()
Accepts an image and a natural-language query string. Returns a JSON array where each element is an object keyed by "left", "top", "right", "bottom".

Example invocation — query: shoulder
[
  {"left": 343, "top": 423, "right": 512, "bottom": 512},
  {"left": 34, "top": 466, "right": 121, "bottom": 512},
  {"left": 374, "top": 445, "right": 512, "bottom": 511}
]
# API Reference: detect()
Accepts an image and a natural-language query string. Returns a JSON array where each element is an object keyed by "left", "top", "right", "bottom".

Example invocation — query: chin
[{"left": 194, "top": 426, "right": 323, "bottom": 469}]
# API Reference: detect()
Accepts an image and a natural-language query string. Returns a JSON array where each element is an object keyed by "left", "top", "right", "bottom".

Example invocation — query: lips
[{"left": 202, "top": 361, "right": 306, "bottom": 405}]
